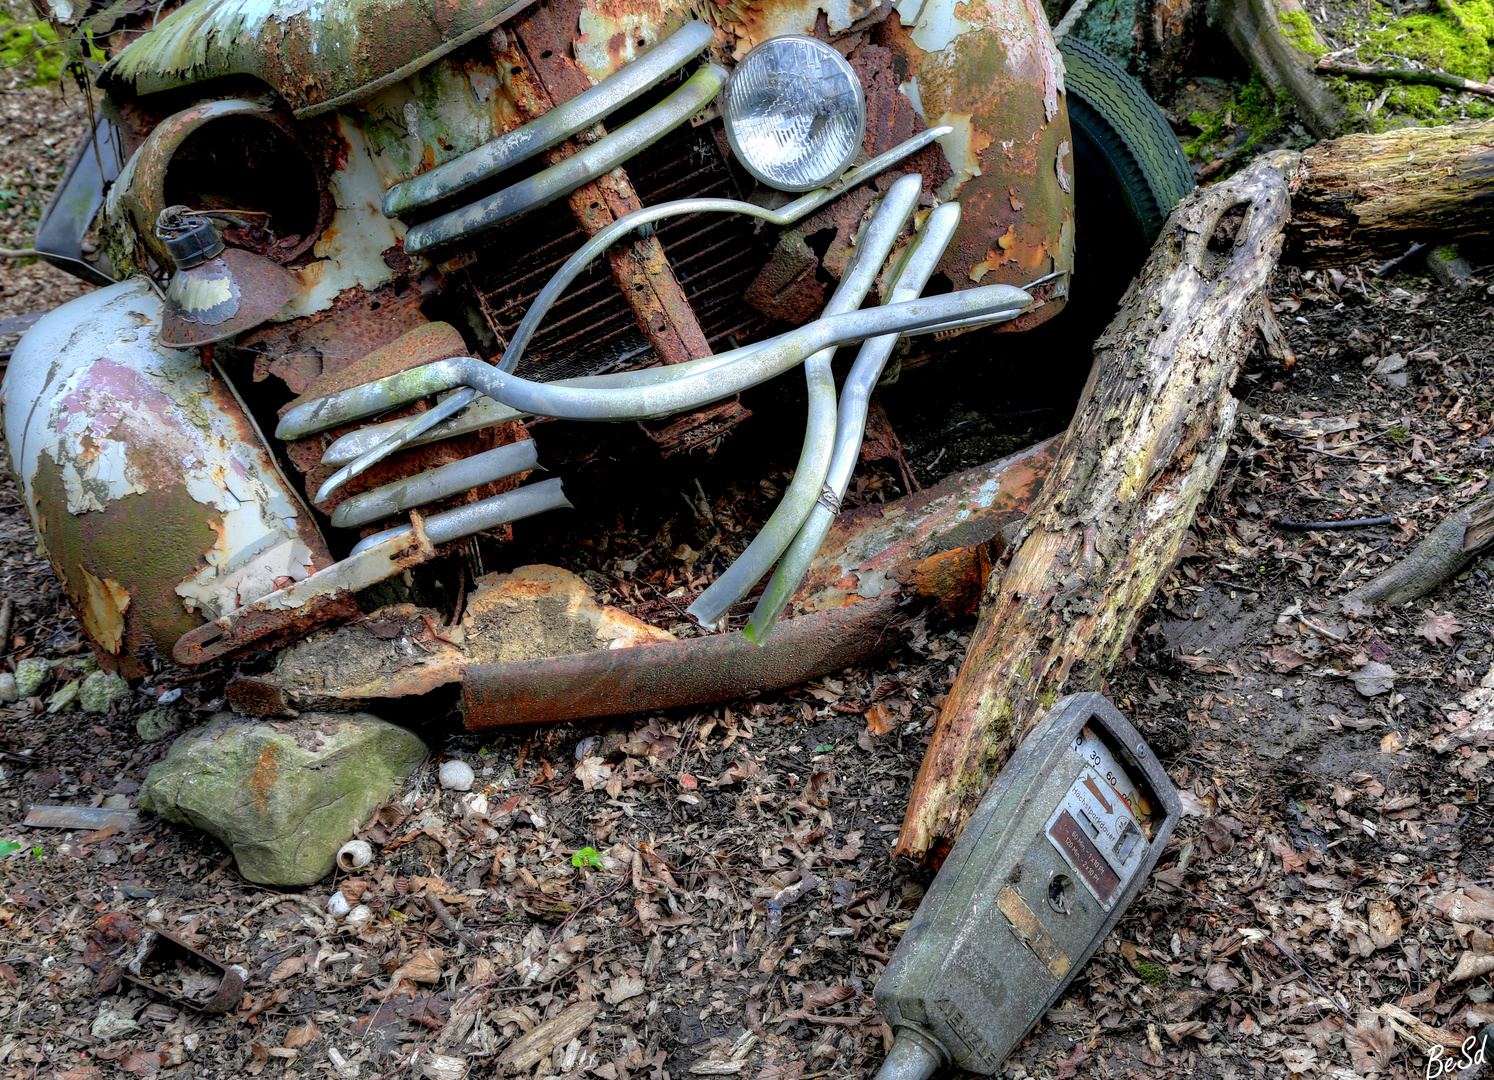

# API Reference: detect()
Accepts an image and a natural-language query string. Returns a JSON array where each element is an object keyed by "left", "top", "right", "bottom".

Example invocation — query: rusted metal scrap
[
  {"left": 122, "top": 929, "right": 246, "bottom": 1015},
  {"left": 227, "top": 439, "right": 1057, "bottom": 723}
]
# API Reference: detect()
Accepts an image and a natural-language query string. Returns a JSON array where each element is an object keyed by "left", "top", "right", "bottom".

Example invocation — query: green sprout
[{"left": 571, "top": 847, "right": 604, "bottom": 869}]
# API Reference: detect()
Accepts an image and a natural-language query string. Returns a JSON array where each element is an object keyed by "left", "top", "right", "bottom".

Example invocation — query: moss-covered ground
[{"left": 1311, "top": 0, "right": 1494, "bottom": 130}]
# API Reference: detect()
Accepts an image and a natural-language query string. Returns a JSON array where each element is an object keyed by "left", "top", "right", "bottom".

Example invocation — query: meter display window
[{"left": 1044, "top": 727, "right": 1157, "bottom": 910}]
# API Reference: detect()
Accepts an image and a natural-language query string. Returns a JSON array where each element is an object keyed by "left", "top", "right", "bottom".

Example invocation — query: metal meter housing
[{"left": 875, "top": 693, "right": 1181, "bottom": 1077}]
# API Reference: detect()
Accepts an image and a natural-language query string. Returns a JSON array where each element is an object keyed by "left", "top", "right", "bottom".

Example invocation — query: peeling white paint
[
  {"left": 934, "top": 112, "right": 984, "bottom": 202},
  {"left": 1, "top": 279, "right": 324, "bottom": 621},
  {"left": 898, "top": 77, "right": 925, "bottom": 120},
  {"left": 283, "top": 118, "right": 410, "bottom": 319},
  {"left": 901, "top": 0, "right": 975, "bottom": 53}
]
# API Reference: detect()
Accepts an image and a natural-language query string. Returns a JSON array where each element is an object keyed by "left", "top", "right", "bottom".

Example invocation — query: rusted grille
[{"left": 456, "top": 122, "right": 774, "bottom": 383}]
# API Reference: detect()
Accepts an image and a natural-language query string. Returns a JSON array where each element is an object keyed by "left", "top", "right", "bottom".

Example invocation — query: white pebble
[
  {"left": 326, "top": 891, "right": 351, "bottom": 920},
  {"left": 343, "top": 904, "right": 373, "bottom": 930},
  {"left": 438, "top": 759, "right": 474, "bottom": 791},
  {"left": 336, "top": 839, "right": 372, "bottom": 871},
  {"left": 0, "top": 673, "right": 16, "bottom": 704}
]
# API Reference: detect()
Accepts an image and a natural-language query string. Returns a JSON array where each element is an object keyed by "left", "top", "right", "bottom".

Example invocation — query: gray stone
[
  {"left": 80, "top": 670, "right": 130, "bottom": 713},
  {"left": 136, "top": 706, "right": 184, "bottom": 742},
  {"left": 137, "top": 711, "right": 427, "bottom": 886},
  {"left": 14, "top": 657, "right": 49, "bottom": 699}
]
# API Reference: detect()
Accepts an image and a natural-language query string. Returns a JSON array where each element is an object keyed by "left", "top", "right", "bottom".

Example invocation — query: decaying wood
[
  {"left": 1343, "top": 494, "right": 1494, "bottom": 610},
  {"left": 1287, "top": 121, "right": 1494, "bottom": 266},
  {"left": 496, "top": 1001, "right": 600, "bottom": 1073},
  {"left": 1213, "top": 0, "right": 1344, "bottom": 138},
  {"left": 895, "top": 151, "right": 1300, "bottom": 863}
]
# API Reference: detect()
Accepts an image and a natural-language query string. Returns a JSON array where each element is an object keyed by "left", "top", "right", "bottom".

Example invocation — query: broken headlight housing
[{"left": 721, "top": 35, "right": 866, "bottom": 193}]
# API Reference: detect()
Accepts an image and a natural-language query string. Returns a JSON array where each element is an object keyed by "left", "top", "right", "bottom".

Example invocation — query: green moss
[
  {"left": 0, "top": 15, "right": 64, "bottom": 85},
  {"left": 1364, "top": 1, "right": 1494, "bottom": 81},
  {"left": 0, "top": 0, "right": 105, "bottom": 87},
  {"left": 1279, "top": 10, "right": 1328, "bottom": 57},
  {"left": 1132, "top": 959, "right": 1170, "bottom": 986},
  {"left": 1182, "top": 74, "right": 1286, "bottom": 163}
]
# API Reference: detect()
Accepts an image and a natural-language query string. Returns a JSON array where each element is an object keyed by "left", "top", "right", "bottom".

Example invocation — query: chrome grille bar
[{"left": 383, "top": 21, "right": 714, "bottom": 218}]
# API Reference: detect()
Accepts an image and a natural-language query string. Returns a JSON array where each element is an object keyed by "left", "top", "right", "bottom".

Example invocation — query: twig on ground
[
  {"left": 1274, "top": 516, "right": 1396, "bottom": 530},
  {"left": 1316, "top": 57, "right": 1494, "bottom": 98},
  {"left": 0, "top": 249, "right": 37, "bottom": 259},
  {"left": 1373, "top": 243, "right": 1427, "bottom": 278},
  {"left": 423, "top": 889, "right": 480, "bottom": 949}
]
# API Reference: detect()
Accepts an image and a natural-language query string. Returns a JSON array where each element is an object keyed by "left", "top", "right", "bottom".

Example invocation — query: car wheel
[
  {"left": 1062, "top": 36, "right": 1195, "bottom": 248},
  {"left": 1057, "top": 36, "right": 1195, "bottom": 344}
]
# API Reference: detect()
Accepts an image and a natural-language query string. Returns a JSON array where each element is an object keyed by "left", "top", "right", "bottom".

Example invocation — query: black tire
[{"left": 1061, "top": 36, "right": 1195, "bottom": 247}]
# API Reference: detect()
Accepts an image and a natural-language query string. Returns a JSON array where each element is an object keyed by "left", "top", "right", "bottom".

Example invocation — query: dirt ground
[{"left": 1, "top": 77, "right": 1492, "bottom": 1080}]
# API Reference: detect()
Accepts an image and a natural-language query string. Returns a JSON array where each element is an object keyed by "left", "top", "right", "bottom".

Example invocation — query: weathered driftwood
[
  {"left": 895, "top": 151, "right": 1300, "bottom": 863},
  {"left": 1287, "top": 121, "right": 1494, "bottom": 266},
  {"left": 1344, "top": 495, "right": 1494, "bottom": 610}
]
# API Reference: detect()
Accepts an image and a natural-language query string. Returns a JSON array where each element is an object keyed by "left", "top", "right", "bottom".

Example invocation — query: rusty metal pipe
[
  {"left": 328, "top": 438, "right": 540, "bottom": 529},
  {"left": 746, "top": 202, "right": 963, "bottom": 643},
  {"left": 348, "top": 476, "right": 570, "bottom": 555},
  {"left": 685, "top": 173, "right": 924, "bottom": 628},
  {"left": 383, "top": 21, "right": 714, "bottom": 217},
  {"left": 461, "top": 590, "right": 906, "bottom": 728},
  {"left": 403, "top": 64, "right": 729, "bottom": 254}
]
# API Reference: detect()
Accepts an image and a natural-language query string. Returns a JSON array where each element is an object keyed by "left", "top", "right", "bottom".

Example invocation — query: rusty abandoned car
[{"left": 4, "top": 0, "right": 1192, "bottom": 726}]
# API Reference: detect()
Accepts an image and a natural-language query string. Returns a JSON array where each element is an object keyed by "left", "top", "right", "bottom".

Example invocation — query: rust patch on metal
[
  {"left": 638, "top": 398, "right": 753, "bottom": 457},
  {"left": 743, "top": 231, "right": 827, "bottom": 324},
  {"left": 240, "top": 281, "right": 433, "bottom": 396},
  {"left": 288, "top": 321, "right": 470, "bottom": 406},
  {"left": 876, "top": 3, "right": 1074, "bottom": 332},
  {"left": 81, "top": 567, "right": 131, "bottom": 655},
  {"left": 792, "top": 436, "right": 1059, "bottom": 612}
]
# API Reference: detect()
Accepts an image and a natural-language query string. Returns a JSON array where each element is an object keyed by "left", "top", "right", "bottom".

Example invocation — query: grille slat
[{"left": 452, "top": 121, "right": 778, "bottom": 383}]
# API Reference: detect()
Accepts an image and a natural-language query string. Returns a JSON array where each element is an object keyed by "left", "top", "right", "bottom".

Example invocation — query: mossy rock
[
  {"left": 137, "top": 711, "right": 427, "bottom": 886},
  {"left": 80, "top": 670, "right": 129, "bottom": 713}
]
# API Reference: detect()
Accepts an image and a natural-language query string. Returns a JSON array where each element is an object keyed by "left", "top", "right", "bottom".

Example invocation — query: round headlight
[{"left": 722, "top": 36, "right": 867, "bottom": 193}]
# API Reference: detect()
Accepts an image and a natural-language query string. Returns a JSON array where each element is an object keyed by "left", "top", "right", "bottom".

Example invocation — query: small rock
[
  {"left": 14, "top": 657, "right": 49, "bottom": 698},
  {"left": 439, "top": 759, "right": 474, "bottom": 791},
  {"left": 136, "top": 706, "right": 184, "bottom": 742},
  {"left": 0, "top": 673, "right": 15, "bottom": 703},
  {"left": 90, "top": 1004, "right": 138, "bottom": 1040},
  {"left": 46, "top": 679, "right": 80, "bottom": 713},
  {"left": 137, "top": 711, "right": 426, "bottom": 886},
  {"left": 80, "top": 670, "right": 130, "bottom": 714},
  {"left": 1351, "top": 661, "right": 1397, "bottom": 697}
]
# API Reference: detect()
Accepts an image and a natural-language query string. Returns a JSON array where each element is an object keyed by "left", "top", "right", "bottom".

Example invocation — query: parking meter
[{"left": 874, "top": 693, "right": 1181, "bottom": 1079}]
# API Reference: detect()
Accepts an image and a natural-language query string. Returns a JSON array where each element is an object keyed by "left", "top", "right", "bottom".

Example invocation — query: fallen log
[
  {"left": 1286, "top": 120, "right": 1494, "bottom": 267},
  {"left": 896, "top": 151, "right": 1299, "bottom": 863},
  {"left": 1344, "top": 494, "right": 1494, "bottom": 610}
]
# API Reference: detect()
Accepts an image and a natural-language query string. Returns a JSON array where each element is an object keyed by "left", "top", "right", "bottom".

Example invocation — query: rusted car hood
[{"left": 101, "top": 0, "right": 533, "bottom": 116}]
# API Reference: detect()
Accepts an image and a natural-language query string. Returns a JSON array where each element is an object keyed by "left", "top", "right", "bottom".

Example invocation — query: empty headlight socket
[{"left": 873, "top": 692, "right": 1182, "bottom": 1079}]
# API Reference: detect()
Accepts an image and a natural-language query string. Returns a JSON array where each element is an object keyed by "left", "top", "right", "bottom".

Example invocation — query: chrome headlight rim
[{"left": 721, "top": 35, "right": 868, "bottom": 194}]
